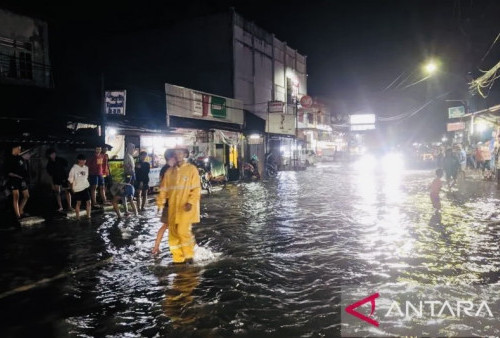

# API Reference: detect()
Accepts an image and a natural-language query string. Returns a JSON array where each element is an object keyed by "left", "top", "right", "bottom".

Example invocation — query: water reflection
[
  {"left": 3, "top": 163, "right": 500, "bottom": 336},
  {"left": 159, "top": 266, "right": 201, "bottom": 328}
]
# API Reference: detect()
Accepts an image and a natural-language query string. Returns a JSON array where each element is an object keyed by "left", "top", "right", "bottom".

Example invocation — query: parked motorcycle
[
  {"left": 243, "top": 155, "right": 260, "bottom": 180},
  {"left": 265, "top": 153, "right": 278, "bottom": 178},
  {"left": 198, "top": 166, "right": 212, "bottom": 194},
  {"left": 188, "top": 157, "right": 212, "bottom": 194}
]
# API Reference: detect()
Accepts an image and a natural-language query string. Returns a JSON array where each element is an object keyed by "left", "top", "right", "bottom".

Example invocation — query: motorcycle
[
  {"left": 243, "top": 156, "right": 260, "bottom": 180},
  {"left": 198, "top": 166, "right": 212, "bottom": 194},
  {"left": 189, "top": 157, "right": 212, "bottom": 194},
  {"left": 265, "top": 153, "right": 278, "bottom": 178}
]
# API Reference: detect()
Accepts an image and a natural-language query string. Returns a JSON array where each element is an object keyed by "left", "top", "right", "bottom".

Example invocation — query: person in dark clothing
[
  {"left": 5, "top": 144, "right": 29, "bottom": 218},
  {"left": 135, "top": 151, "right": 151, "bottom": 211},
  {"left": 443, "top": 148, "right": 460, "bottom": 190},
  {"left": 46, "top": 148, "right": 73, "bottom": 212},
  {"left": 159, "top": 149, "right": 176, "bottom": 182}
]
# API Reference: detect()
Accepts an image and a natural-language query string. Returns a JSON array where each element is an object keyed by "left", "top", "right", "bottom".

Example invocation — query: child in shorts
[
  {"left": 430, "top": 168, "right": 443, "bottom": 212},
  {"left": 110, "top": 182, "right": 137, "bottom": 218},
  {"left": 68, "top": 154, "right": 91, "bottom": 220}
]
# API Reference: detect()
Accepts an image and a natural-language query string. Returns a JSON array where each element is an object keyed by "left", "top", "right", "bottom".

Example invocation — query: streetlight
[{"left": 423, "top": 61, "right": 438, "bottom": 75}]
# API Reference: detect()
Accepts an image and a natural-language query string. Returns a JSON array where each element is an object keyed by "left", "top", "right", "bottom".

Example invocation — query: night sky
[{"left": 4, "top": 0, "right": 500, "bottom": 141}]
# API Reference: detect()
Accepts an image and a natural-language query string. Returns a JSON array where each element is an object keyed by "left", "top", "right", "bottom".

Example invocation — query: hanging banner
[
  {"left": 448, "top": 106, "right": 465, "bottom": 119},
  {"left": 105, "top": 90, "right": 126, "bottom": 115}
]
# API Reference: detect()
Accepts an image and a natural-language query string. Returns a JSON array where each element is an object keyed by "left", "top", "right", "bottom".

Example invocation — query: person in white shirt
[{"left": 68, "top": 154, "right": 91, "bottom": 220}]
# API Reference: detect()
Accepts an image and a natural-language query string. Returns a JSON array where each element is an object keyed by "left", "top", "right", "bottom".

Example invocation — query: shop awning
[{"left": 243, "top": 111, "right": 265, "bottom": 135}]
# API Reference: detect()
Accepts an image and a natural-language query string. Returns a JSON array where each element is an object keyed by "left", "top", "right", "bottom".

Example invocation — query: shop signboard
[
  {"left": 166, "top": 83, "right": 243, "bottom": 125},
  {"left": 447, "top": 122, "right": 466, "bottom": 132},
  {"left": 105, "top": 90, "right": 126, "bottom": 115},
  {"left": 448, "top": 106, "right": 465, "bottom": 119},
  {"left": 350, "top": 114, "right": 375, "bottom": 125},
  {"left": 268, "top": 101, "right": 284, "bottom": 113},
  {"left": 350, "top": 124, "right": 375, "bottom": 131},
  {"left": 267, "top": 114, "right": 296, "bottom": 135}
]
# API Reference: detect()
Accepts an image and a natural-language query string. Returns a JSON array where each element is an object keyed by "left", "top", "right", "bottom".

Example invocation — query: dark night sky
[{"left": 3, "top": 0, "right": 500, "bottom": 140}]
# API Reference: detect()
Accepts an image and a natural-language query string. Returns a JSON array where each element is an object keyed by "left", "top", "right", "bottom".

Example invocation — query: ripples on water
[{"left": 1, "top": 163, "right": 500, "bottom": 337}]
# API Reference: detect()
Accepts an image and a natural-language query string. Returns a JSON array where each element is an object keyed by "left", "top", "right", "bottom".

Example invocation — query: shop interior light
[
  {"left": 249, "top": 134, "right": 260, "bottom": 139},
  {"left": 476, "top": 122, "right": 487, "bottom": 133},
  {"left": 108, "top": 127, "right": 117, "bottom": 136}
]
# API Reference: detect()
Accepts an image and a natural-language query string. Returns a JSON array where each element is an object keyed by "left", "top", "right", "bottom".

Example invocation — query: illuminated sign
[
  {"left": 350, "top": 124, "right": 376, "bottom": 131},
  {"left": 447, "top": 122, "right": 466, "bottom": 131},
  {"left": 350, "top": 114, "right": 376, "bottom": 125},
  {"left": 105, "top": 90, "right": 126, "bottom": 115},
  {"left": 448, "top": 106, "right": 465, "bottom": 119}
]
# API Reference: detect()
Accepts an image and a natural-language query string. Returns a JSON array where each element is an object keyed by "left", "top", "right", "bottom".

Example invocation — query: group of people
[
  {"left": 4, "top": 142, "right": 202, "bottom": 265},
  {"left": 430, "top": 135, "right": 500, "bottom": 212}
]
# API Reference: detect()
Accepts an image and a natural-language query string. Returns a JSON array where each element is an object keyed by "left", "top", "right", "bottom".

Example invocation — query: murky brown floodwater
[{"left": 1, "top": 162, "right": 500, "bottom": 337}]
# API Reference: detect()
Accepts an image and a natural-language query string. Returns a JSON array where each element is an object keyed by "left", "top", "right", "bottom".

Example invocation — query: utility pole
[{"left": 100, "top": 73, "right": 106, "bottom": 145}]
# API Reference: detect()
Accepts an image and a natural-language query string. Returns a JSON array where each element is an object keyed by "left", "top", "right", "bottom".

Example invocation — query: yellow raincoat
[{"left": 157, "top": 162, "right": 201, "bottom": 262}]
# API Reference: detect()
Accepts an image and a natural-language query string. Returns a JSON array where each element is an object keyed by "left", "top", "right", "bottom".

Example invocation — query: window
[{"left": 19, "top": 52, "right": 32, "bottom": 79}]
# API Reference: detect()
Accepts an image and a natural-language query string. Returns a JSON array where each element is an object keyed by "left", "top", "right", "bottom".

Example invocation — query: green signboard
[
  {"left": 211, "top": 96, "right": 227, "bottom": 118},
  {"left": 448, "top": 106, "right": 465, "bottom": 119}
]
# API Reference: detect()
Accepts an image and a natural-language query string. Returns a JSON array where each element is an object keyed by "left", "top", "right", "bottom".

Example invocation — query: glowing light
[
  {"left": 108, "top": 127, "right": 117, "bottom": 136},
  {"left": 476, "top": 122, "right": 487, "bottom": 133},
  {"left": 382, "top": 153, "right": 405, "bottom": 173},
  {"left": 249, "top": 134, "right": 261, "bottom": 139},
  {"left": 350, "top": 114, "right": 376, "bottom": 125},
  {"left": 442, "top": 137, "right": 448, "bottom": 142},
  {"left": 424, "top": 62, "right": 438, "bottom": 74},
  {"left": 355, "top": 154, "right": 376, "bottom": 171}
]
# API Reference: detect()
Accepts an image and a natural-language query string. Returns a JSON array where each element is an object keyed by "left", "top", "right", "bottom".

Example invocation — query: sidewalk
[{"left": 1, "top": 185, "right": 224, "bottom": 227}]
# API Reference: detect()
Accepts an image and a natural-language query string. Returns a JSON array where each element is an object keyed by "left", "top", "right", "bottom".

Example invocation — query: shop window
[
  {"left": 19, "top": 52, "right": 33, "bottom": 79},
  {"left": 7, "top": 53, "right": 17, "bottom": 78}
]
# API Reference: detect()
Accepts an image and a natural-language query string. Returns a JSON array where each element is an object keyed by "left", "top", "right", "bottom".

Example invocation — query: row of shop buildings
[{"left": 1, "top": 7, "right": 344, "bottom": 187}]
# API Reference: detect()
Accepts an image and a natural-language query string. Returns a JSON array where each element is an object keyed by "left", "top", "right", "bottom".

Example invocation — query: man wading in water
[{"left": 155, "top": 148, "right": 201, "bottom": 264}]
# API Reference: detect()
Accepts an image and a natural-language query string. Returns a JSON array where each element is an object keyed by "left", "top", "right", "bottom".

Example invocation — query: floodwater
[{"left": 1, "top": 162, "right": 500, "bottom": 337}]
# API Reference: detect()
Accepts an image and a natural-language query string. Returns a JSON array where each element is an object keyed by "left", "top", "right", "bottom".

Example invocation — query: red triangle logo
[{"left": 345, "top": 292, "right": 380, "bottom": 327}]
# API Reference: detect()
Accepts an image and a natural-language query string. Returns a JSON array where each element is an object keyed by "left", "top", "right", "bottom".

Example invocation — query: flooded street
[{"left": 2, "top": 162, "right": 500, "bottom": 337}]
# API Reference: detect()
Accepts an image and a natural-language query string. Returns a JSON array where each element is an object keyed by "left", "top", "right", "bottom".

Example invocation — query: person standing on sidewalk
[
  {"left": 68, "top": 154, "right": 91, "bottom": 220},
  {"left": 87, "top": 146, "right": 107, "bottom": 208},
  {"left": 5, "top": 144, "right": 29, "bottom": 219},
  {"left": 156, "top": 148, "right": 201, "bottom": 264},
  {"left": 46, "top": 148, "right": 73, "bottom": 212}
]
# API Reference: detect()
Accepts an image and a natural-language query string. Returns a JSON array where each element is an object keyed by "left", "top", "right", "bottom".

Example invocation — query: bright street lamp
[{"left": 424, "top": 61, "right": 438, "bottom": 75}]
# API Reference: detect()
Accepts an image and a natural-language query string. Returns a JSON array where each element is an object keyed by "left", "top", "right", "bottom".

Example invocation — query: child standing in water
[
  {"left": 68, "top": 154, "right": 91, "bottom": 220},
  {"left": 430, "top": 168, "right": 443, "bottom": 212}
]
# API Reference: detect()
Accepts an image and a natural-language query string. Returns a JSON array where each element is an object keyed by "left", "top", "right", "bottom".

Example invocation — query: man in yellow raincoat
[{"left": 157, "top": 148, "right": 201, "bottom": 264}]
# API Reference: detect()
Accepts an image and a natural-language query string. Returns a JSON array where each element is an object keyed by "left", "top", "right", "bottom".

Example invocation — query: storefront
[{"left": 165, "top": 83, "right": 245, "bottom": 180}]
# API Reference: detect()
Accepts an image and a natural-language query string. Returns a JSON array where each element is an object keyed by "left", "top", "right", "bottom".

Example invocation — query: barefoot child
[
  {"left": 430, "top": 168, "right": 443, "bottom": 211},
  {"left": 110, "top": 182, "right": 137, "bottom": 218},
  {"left": 68, "top": 154, "right": 91, "bottom": 220},
  {"left": 152, "top": 150, "right": 176, "bottom": 254}
]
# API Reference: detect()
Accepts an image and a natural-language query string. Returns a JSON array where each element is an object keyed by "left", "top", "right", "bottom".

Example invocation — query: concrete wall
[
  {"left": 0, "top": 8, "right": 51, "bottom": 87},
  {"left": 233, "top": 12, "right": 307, "bottom": 121}
]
